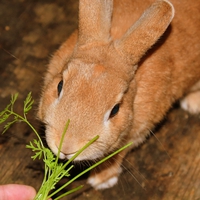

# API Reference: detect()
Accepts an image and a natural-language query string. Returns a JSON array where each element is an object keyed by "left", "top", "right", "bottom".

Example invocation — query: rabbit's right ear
[
  {"left": 115, "top": 0, "right": 174, "bottom": 67},
  {"left": 78, "top": 0, "right": 113, "bottom": 46}
]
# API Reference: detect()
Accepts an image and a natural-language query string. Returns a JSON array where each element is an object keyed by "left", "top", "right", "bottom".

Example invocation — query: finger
[{"left": 0, "top": 184, "right": 36, "bottom": 200}]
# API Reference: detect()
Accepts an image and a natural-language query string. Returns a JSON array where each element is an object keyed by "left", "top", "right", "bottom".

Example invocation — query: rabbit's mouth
[
  {"left": 60, "top": 151, "right": 77, "bottom": 160},
  {"left": 54, "top": 144, "right": 104, "bottom": 161},
  {"left": 49, "top": 144, "right": 67, "bottom": 159},
  {"left": 53, "top": 144, "right": 77, "bottom": 160},
  {"left": 58, "top": 151, "right": 66, "bottom": 159}
]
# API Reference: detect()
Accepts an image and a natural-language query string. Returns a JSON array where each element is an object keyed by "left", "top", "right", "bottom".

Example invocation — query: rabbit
[{"left": 38, "top": 0, "right": 200, "bottom": 190}]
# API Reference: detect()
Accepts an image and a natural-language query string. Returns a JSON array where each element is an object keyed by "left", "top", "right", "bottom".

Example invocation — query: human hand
[{"left": 0, "top": 184, "right": 36, "bottom": 200}]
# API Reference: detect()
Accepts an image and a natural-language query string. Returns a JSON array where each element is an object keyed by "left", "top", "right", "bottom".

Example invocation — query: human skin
[{"left": 0, "top": 184, "right": 36, "bottom": 200}]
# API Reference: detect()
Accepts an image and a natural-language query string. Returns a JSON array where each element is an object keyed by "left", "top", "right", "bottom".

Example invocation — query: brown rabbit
[{"left": 38, "top": 0, "right": 200, "bottom": 189}]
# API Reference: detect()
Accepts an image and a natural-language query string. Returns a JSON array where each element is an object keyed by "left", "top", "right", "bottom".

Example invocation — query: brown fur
[{"left": 38, "top": 0, "right": 200, "bottom": 189}]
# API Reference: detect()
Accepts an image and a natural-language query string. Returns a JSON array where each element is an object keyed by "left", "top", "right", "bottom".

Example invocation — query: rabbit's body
[
  {"left": 38, "top": 0, "right": 200, "bottom": 189},
  {"left": 107, "top": 0, "right": 200, "bottom": 147}
]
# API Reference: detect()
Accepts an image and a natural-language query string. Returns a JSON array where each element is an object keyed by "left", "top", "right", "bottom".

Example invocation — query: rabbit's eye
[
  {"left": 57, "top": 80, "right": 63, "bottom": 96},
  {"left": 109, "top": 103, "right": 120, "bottom": 118}
]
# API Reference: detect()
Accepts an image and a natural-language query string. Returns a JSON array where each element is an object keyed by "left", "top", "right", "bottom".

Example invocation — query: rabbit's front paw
[
  {"left": 87, "top": 167, "right": 122, "bottom": 190},
  {"left": 180, "top": 91, "right": 200, "bottom": 114},
  {"left": 87, "top": 175, "right": 119, "bottom": 190}
]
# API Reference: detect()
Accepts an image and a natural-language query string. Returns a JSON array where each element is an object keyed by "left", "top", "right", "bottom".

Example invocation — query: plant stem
[
  {"left": 9, "top": 110, "right": 44, "bottom": 148},
  {"left": 54, "top": 185, "right": 83, "bottom": 200},
  {"left": 54, "top": 135, "right": 99, "bottom": 184},
  {"left": 8, "top": 110, "right": 50, "bottom": 200},
  {"left": 2, "top": 94, "right": 133, "bottom": 200},
  {"left": 48, "top": 141, "right": 133, "bottom": 198},
  {"left": 55, "top": 120, "right": 70, "bottom": 166}
]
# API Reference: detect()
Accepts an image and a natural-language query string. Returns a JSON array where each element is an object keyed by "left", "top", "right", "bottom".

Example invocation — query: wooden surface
[{"left": 0, "top": 1, "right": 200, "bottom": 199}]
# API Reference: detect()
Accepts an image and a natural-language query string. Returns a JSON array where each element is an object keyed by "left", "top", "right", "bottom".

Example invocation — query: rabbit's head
[{"left": 38, "top": 0, "right": 174, "bottom": 160}]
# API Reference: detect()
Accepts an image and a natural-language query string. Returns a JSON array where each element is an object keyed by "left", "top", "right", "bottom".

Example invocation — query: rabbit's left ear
[
  {"left": 115, "top": 0, "right": 174, "bottom": 66},
  {"left": 78, "top": 0, "right": 113, "bottom": 46}
]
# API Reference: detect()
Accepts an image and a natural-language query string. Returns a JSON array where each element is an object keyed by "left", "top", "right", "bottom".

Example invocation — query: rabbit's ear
[
  {"left": 115, "top": 0, "right": 174, "bottom": 66},
  {"left": 78, "top": 0, "right": 113, "bottom": 46}
]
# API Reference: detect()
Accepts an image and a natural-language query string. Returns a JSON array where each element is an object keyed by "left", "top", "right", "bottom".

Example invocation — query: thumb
[{"left": 0, "top": 184, "right": 36, "bottom": 200}]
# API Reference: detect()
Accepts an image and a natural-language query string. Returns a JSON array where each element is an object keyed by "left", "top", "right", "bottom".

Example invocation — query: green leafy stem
[{"left": 0, "top": 93, "right": 132, "bottom": 200}]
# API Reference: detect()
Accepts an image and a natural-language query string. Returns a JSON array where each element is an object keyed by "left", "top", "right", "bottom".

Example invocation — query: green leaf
[
  {"left": 0, "top": 108, "right": 8, "bottom": 118},
  {"left": 10, "top": 93, "right": 18, "bottom": 111},
  {"left": 11, "top": 93, "right": 18, "bottom": 104},
  {"left": 0, "top": 113, "right": 10, "bottom": 124},
  {"left": 31, "top": 152, "right": 43, "bottom": 160},
  {"left": 0, "top": 92, "right": 133, "bottom": 200},
  {"left": 43, "top": 149, "right": 56, "bottom": 169},
  {"left": 24, "top": 92, "right": 34, "bottom": 114},
  {"left": 26, "top": 140, "right": 44, "bottom": 160},
  {"left": 2, "top": 119, "right": 18, "bottom": 134}
]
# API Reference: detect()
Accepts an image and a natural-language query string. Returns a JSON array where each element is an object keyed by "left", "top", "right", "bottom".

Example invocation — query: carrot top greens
[{"left": 0, "top": 93, "right": 132, "bottom": 200}]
